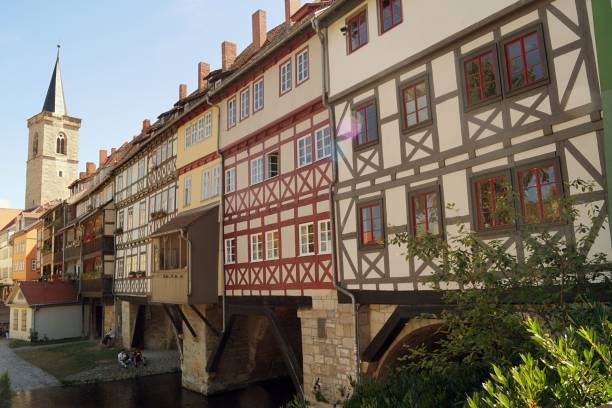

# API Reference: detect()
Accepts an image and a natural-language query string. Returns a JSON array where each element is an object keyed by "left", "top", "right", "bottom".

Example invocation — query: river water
[{"left": 11, "top": 373, "right": 295, "bottom": 408}]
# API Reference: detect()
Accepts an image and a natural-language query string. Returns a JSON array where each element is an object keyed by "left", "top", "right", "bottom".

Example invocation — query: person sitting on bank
[
  {"left": 117, "top": 350, "right": 131, "bottom": 369},
  {"left": 102, "top": 328, "right": 115, "bottom": 346}
]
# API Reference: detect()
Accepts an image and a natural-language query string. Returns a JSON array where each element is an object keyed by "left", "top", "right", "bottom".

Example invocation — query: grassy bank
[
  {"left": 15, "top": 341, "right": 120, "bottom": 381},
  {"left": 8, "top": 337, "right": 85, "bottom": 349}
]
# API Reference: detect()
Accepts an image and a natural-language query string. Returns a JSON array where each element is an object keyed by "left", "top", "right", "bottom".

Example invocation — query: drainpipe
[
  {"left": 205, "top": 95, "right": 227, "bottom": 333},
  {"left": 591, "top": 0, "right": 612, "bottom": 241},
  {"left": 312, "top": 15, "right": 361, "bottom": 383}
]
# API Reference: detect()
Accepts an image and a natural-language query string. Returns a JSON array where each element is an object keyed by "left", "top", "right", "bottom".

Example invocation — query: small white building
[{"left": 6, "top": 281, "right": 85, "bottom": 341}]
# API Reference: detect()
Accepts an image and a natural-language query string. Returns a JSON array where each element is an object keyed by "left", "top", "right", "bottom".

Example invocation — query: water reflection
[{"left": 12, "top": 373, "right": 295, "bottom": 408}]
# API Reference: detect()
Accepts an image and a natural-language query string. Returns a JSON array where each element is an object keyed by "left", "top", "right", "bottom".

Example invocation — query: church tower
[{"left": 25, "top": 47, "right": 80, "bottom": 209}]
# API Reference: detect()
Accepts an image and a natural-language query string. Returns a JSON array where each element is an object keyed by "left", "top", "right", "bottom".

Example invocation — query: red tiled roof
[{"left": 18, "top": 281, "right": 78, "bottom": 305}]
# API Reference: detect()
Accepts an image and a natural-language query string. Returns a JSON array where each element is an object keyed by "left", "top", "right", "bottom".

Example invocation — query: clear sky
[{"left": 0, "top": 0, "right": 285, "bottom": 209}]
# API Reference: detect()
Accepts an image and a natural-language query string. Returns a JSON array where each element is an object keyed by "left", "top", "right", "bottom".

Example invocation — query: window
[
  {"left": 280, "top": 60, "right": 292, "bottom": 95},
  {"left": 379, "top": 0, "right": 402, "bottom": 33},
  {"left": 227, "top": 97, "right": 237, "bottom": 128},
  {"left": 32, "top": 134, "right": 38, "bottom": 157},
  {"left": 225, "top": 168, "right": 236, "bottom": 193},
  {"left": 354, "top": 102, "right": 378, "bottom": 147},
  {"left": 202, "top": 170, "right": 210, "bottom": 200},
  {"left": 169, "top": 186, "right": 176, "bottom": 212},
  {"left": 117, "top": 258, "right": 125, "bottom": 278},
  {"left": 401, "top": 79, "right": 430, "bottom": 129},
  {"left": 253, "top": 78, "right": 264, "bottom": 112},
  {"left": 250, "top": 234, "right": 263, "bottom": 262},
  {"left": 473, "top": 174, "right": 512, "bottom": 231},
  {"left": 138, "top": 159, "right": 145, "bottom": 179},
  {"left": 127, "top": 206, "right": 134, "bottom": 230},
  {"left": 185, "top": 113, "right": 212, "bottom": 148},
  {"left": 31, "top": 259, "right": 37, "bottom": 271},
  {"left": 266, "top": 152, "right": 279, "bottom": 179},
  {"left": 359, "top": 201, "right": 384, "bottom": 246},
  {"left": 517, "top": 161, "right": 561, "bottom": 224},
  {"left": 184, "top": 175, "right": 192, "bottom": 206},
  {"left": 240, "top": 87, "right": 250, "bottom": 120},
  {"left": 224, "top": 238, "right": 236, "bottom": 264},
  {"left": 410, "top": 189, "right": 441, "bottom": 237},
  {"left": 12, "top": 309, "right": 17, "bottom": 331},
  {"left": 56, "top": 133, "right": 66, "bottom": 155},
  {"left": 296, "top": 48, "right": 309, "bottom": 85},
  {"left": 503, "top": 28, "right": 547, "bottom": 92},
  {"left": 265, "top": 230, "right": 280, "bottom": 260},
  {"left": 250, "top": 157, "right": 264, "bottom": 185},
  {"left": 211, "top": 166, "right": 220, "bottom": 196},
  {"left": 20, "top": 309, "right": 26, "bottom": 332},
  {"left": 299, "top": 223, "right": 315, "bottom": 255},
  {"left": 463, "top": 48, "right": 500, "bottom": 107},
  {"left": 318, "top": 220, "right": 332, "bottom": 253},
  {"left": 297, "top": 136, "right": 313, "bottom": 167},
  {"left": 139, "top": 201, "right": 147, "bottom": 226},
  {"left": 348, "top": 9, "right": 368, "bottom": 53},
  {"left": 315, "top": 126, "right": 331, "bottom": 160},
  {"left": 117, "top": 210, "right": 124, "bottom": 230},
  {"left": 58, "top": 171, "right": 63, "bottom": 177}
]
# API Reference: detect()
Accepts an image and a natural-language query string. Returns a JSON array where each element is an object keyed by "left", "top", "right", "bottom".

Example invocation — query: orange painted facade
[{"left": 11, "top": 225, "right": 40, "bottom": 282}]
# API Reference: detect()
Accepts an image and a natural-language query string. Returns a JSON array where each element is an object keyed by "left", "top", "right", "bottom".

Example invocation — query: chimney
[
  {"left": 111, "top": 148, "right": 117, "bottom": 156},
  {"left": 99, "top": 149, "right": 108, "bottom": 167},
  {"left": 142, "top": 119, "right": 151, "bottom": 133},
  {"left": 179, "top": 84, "right": 187, "bottom": 100},
  {"left": 222, "top": 41, "right": 237, "bottom": 71},
  {"left": 198, "top": 62, "right": 210, "bottom": 91},
  {"left": 285, "top": 0, "right": 300, "bottom": 24},
  {"left": 79, "top": 172, "right": 87, "bottom": 180},
  {"left": 252, "top": 10, "right": 267, "bottom": 50},
  {"left": 86, "top": 162, "right": 96, "bottom": 175}
]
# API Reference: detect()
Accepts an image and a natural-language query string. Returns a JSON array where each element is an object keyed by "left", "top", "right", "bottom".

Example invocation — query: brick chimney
[
  {"left": 79, "top": 172, "right": 87, "bottom": 180},
  {"left": 252, "top": 10, "right": 267, "bottom": 50},
  {"left": 142, "top": 119, "right": 151, "bottom": 133},
  {"left": 198, "top": 62, "right": 210, "bottom": 91},
  {"left": 285, "top": 0, "right": 300, "bottom": 24},
  {"left": 99, "top": 149, "right": 108, "bottom": 167},
  {"left": 111, "top": 148, "right": 117, "bottom": 156},
  {"left": 86, "top": 162, "right": 96, "bottom": 175},
  {"left": 179, "top": 84, "right": 187, "bottom": 100},
  {"left": 222, "top": 41, "right": 237, "bottom": 71}
]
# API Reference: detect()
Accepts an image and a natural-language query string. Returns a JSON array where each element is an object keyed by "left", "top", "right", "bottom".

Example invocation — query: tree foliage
[{"left": 0, "top": 372, "right": 13, "bottom": 408}]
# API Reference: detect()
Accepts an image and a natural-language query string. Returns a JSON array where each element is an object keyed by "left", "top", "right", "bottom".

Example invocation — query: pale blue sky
[{"left": 0, "top": 0, "right": 285, "bottom": 209}]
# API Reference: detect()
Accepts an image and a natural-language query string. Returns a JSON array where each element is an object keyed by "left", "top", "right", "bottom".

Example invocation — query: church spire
[{"left": 42, "top": 45, "right": 67, "bottom": 116}]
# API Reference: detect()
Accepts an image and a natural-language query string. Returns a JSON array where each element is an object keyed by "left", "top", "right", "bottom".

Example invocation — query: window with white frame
[
  {"left": 185, "top": 112, "right": 213, "bottom": 149},
  {"left": 227, "top": 97, "right": 237, "bottom": 128},
  {"left": 224, "top": 238, "right": 236, "bottom": 264},
  {"left": 315, "top": 126, "right": 331, "bottom": 160},
  {"left": 299, "top": 223, "right": 315, "bottom": 255},
  {"left": 296, "top": 48, "right": 309, "bottom": 84},
  {"left": 211, "top": 166, "right": 220, "bottom": 196},
  {"left": 225, "top": 168, "right": 236, "bottom": 193},
  {"left": 250, "top": 234, "right": 263, "bottom": 262},
  {"left": 253, "top": 78, "right": 264, "bottom": 112},
  {"left": 184, "top": 175, "right": 192, "bottom": 206},
  {"left": 318, "top": 220, "right": 332, "bottom": 253},
  {"left": 202, "top": 169, "right": 210, "bottom": 200},
  {"left": 265, "top": 230, "right": 280, "bottom": 260},
  {"left": 280, "top": 60, "right": 292, "bottom": 94},
  {"left": 250, "top": 157, "right": 264, "bottom": 185},
  {"left": 240, "top": 87, "right": 250, "bottom": 120},
  {"left": 117, "top": 210, "right": 124, "bottom": 230},
  {"left": 266, "top": 151, "right": 279, "bottom": 179},
  {"left": 297, "top": 135, "right": 313, "bottom": 167}
]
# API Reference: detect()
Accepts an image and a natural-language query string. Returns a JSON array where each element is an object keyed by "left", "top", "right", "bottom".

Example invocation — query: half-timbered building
[{"left": 313, "top": 0, "right": 611, "bottom": 400}]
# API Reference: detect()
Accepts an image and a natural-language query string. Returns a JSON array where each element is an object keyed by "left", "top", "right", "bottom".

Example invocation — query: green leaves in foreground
[
  {"left": 468, "top": 310, "right": 612, "bottom": 408},
  {"left": 0, "top": 371, "right": 13, "bottom": 408}
]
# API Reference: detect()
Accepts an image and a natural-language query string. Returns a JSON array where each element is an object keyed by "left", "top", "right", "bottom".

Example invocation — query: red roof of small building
[{"left": 18, "top": 281, "right": 78, "bottom": 305}]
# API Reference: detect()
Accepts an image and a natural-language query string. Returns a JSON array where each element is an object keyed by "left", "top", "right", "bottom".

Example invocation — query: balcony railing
[
  {"left": 114, "top": 276, "right": 151, "bottom": 297},
  {"left": 151, "top": 268, "right": 188, "bottom": 304},
  {"left": 64, "top": 243, "right": 81, "bottom": 261},
  {"left": 82, "top": 236, "right": 114, "bottom": 256},
  {"left": 81, "top": 275, "right": 112, "bottom": 297},
  {"left": 42, "top": 252, "right": 53, "bottom": 266}
]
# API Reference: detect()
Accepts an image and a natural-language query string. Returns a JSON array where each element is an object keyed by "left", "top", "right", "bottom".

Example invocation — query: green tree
[{"left": 0, "top": 371, "right": 13, "bottom": 408}]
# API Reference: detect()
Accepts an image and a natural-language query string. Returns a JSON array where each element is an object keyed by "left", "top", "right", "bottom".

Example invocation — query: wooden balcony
[
  {"left": 64, "top": 244, "right": 81, "bottom": 261},
  {"left": 82, "top": 236, "right": 114, "bottom": 257},
  {"left": 114, "top": 276, "right": 150, "bottom": 297},
  {"left": 151, "top": 269, "right": 188, "bottom": 304},
  {"left": 42, "top": 252, "right": 53, "bottom": 266},
  {"left": 81, "top": 275, "right": 112, "bottom": 298}
]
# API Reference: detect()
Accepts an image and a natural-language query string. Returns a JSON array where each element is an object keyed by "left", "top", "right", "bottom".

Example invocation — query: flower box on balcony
[{"left": 128, "top": 271, "right": 146, "bottom": 279}]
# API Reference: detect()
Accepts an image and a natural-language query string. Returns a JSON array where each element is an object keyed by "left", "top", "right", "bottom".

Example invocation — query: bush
[{"left": 0, "top": 372, "right": 13, "bottom": 408}]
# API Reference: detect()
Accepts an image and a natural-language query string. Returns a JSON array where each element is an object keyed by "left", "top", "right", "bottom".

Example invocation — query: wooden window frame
[
  {"left": 265, "top": 230, "right": 280, "bottom": 260},
  {"left": 299, "top": 222, "right": 315, "bottom": 256},
  {"left": 352, "top": 98, "right": 380, "bottom": 151},
  {"left": 250, "top": 233, "right": 264, "bottom": 262},
  {"left": 318, "top": 219, "right": 332, "bottom": 254},
  {"left": 408, "top": 184, "right": 444, "bottom": 238},
  {"left": 499, "top": 24, "right": 549, "bottom": 97},
  {"left": 224, "top": 168, "right": 236, "bottom": 194},
  {"left": 297, "top": 135, "right": 313, "bottom": 167},
  {"left": 377, "top": 0, "right": 403, "bottom": 34},
  {"left": 460, "top": 44, "right": 502, "bottom": 111},
  {"left": 315, "top": 125, "right": 332, "bottom": 161},
  {"left": 266, "top": 151, "right": 280, "bottom": 179},
  {"left": 227, "top": 96, "right": 237, "bottom": 129},
  {"left": 295, "top": 46, "right": 310, "bottom": 87},
  {"left": 514, "top": 157, "right": 563, "bottom": 227},
  {"left": 224, "top": 238, "right": 236, "bottom": 264},
  {"left": 346, "top": 7, "right": 369, "bottom": 54},
  {"left": 357, "top": 198, "right": 385, "bottom": 250},
  {"left": 279, "top": 59, "right": 292, "bottom": 96},
  {"left": 253, "top": 77, "right": 264, "bottom": 113},
  {"left": 399, "top": 75, "right": 433, "bottom": 133},
  {"left": 250, "top": 157, "right": 264, "bottom": 185},
  {"left": 470, "top": 169, "right": 514, "bottom": 233}
]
